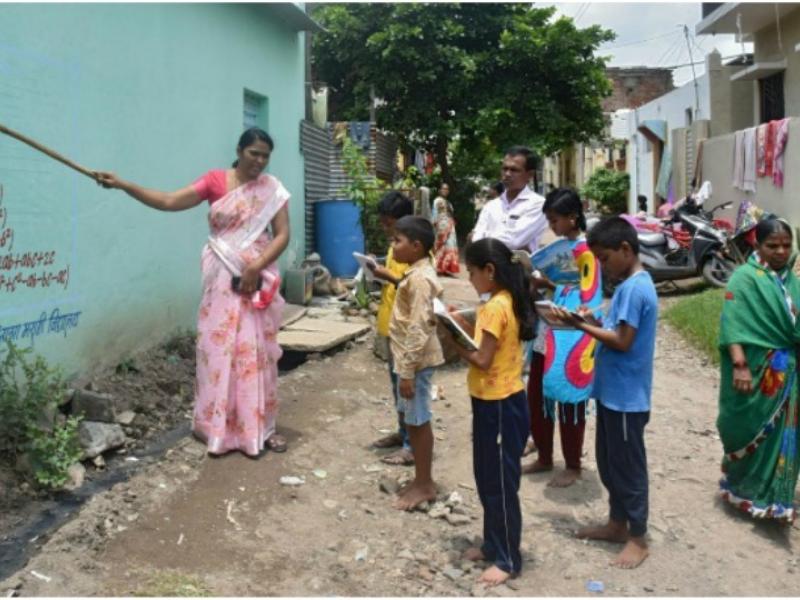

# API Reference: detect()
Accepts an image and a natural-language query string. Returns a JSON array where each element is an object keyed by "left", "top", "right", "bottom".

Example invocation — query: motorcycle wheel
[{"left": 702, "top": 255, "right": 736, "bottom": 288}]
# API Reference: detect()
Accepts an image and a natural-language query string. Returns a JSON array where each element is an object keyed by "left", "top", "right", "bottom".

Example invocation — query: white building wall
[{"left": 627, "top": 73, "right": 711, "bottom": 211}]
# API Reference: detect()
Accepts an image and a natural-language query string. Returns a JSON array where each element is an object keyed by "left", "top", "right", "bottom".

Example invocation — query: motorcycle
[
  {"left": 587, "top": 198, "right": 737, "bottom": 293},
  {"left": 641, "top": 199, "right": 736, "bottom": 288}
]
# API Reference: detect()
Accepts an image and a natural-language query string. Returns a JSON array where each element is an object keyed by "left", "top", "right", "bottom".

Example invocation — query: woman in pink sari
[{"left": 95, "top": 128, "right": 290, "bottom": 456}]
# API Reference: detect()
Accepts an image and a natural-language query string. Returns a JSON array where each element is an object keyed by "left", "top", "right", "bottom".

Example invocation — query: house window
[
  {"left": 685, "top": 108, "right": 693, "bottom": 126},
  {"left": 243, "top": 90, "right": 268, "bottom": 130},
  {"left": 759, "top": 72, "right": 784, "bottom": 124}
]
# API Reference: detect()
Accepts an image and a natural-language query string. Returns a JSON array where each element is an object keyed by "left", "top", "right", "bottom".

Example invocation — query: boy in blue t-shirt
[{"left": 551, "top": 216, "right": 657, "bottom": 570}]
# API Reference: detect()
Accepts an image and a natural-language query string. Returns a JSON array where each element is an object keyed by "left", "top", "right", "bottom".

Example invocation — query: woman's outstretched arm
[{"left": 95, "top": 172, "right": 204, "bottom": 212}]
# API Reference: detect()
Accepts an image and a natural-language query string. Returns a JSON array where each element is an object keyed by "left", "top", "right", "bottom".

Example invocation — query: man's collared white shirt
[{"left": 471, "top": 186, "right": 547, "bottom": 252}]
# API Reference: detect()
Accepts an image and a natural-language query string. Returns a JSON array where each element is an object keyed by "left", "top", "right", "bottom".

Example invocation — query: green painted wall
[{"left": 0, "top": 3, "right": 306, "bottom": 376}]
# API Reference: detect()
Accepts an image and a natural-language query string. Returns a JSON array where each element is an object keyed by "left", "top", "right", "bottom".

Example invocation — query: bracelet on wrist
[{"left": 733, "top": 361, "right": 747, "bottom": 369}]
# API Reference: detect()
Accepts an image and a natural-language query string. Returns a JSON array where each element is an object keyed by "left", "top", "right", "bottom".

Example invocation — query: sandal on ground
[
  {"left": 380, "top": 448, "right": 414, "bottom": 466},
  {"left": 266, "top": 434, "right": 288, "bottom": 453},
  {"left": 372, "top": 432, "right": 404, "bottom": 449}
]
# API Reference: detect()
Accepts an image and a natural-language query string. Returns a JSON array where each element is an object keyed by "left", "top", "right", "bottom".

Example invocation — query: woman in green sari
[{"left": 718, "top": 218, "right": 800, "bottom": 522}]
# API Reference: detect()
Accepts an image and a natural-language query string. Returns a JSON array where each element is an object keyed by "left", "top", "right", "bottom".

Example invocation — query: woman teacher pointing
[{"left": 95, "top": 127, "right": 291, "bottom": 456}]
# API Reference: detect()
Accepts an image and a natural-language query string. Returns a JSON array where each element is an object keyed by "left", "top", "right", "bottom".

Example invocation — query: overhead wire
[
  {"left": 691, "top": 33, "right": 707, "bottom": 57},
  {"left": 564, "top": 2, "right": 585, "bottom": 19},
  {"left": 602, "top": 29, "right": 682, "bottom": 51},
  {"left": 656, "top": 34, "right": 685, "bottom": 67},
  {"left": 662, "top": 60, "right": 705, "bottom": 69},
  {"left": 573, "top": 2, "right": 591, "bottom": 24}
]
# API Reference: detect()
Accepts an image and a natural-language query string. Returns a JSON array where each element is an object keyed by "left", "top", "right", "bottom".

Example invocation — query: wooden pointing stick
[{"left": 0, "top": 122, "right": 97, "bottom": 181}]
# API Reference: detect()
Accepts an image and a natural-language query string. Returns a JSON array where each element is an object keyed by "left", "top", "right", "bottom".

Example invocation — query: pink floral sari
[{"left": 193, "top": 174, "right": 288, "bottom": 456}]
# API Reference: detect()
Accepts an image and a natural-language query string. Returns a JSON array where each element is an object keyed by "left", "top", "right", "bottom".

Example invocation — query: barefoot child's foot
[
  {"left": 372, "top": 432, "right": 403, "bottom": 449},
  {"left": 380, "top": 448, "right": 414, "bottom": 466},
  {"left": 522, "top": 437, "right": 537, "bottom": 456},
  {"left": 394, "top": 480, "right": 436, "bottom": 511},
  {"left": 522, "top": 459, "right": 553, "bottom": 474},
  {"left": 612, "top": 537, "right": 649, "bottom": 569},
  {"left": 462, "top": 547, "right": 486, "bottom": 562},
  {"left": 576, "top": 520, "right": 629, "bottom": 544},
  {"left": 478, "top": 565, "right": 512, "bottom": 586},
  {"left": 548, "top": 468, "right": 581, "bottom": 488}
]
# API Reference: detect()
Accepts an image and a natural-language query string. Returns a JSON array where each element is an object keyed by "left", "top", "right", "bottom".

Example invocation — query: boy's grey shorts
[{"left": 396, "top": 367, "right": 434, "bottom": 426}]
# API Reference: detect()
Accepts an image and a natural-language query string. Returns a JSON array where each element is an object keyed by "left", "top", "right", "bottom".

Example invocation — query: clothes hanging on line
[
  {"left": 348, "top": 121, "right": 371, "bottom": 150},
  {"left": 732, "top": 129, "right": 745, "bottom": 190},
  {"left": 742, "top": 127, "right": 757, "bottom": 193},
  {"left": 773, "top": 118, "right": 790, "bottom": 188},
  {"left": 736, "top": 118, "right": 791, "bottom": 190}
]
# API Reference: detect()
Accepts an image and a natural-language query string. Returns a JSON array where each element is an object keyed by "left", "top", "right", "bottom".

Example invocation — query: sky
[{"left": 540, "top": 1, "right": 752, "bottom": 87}]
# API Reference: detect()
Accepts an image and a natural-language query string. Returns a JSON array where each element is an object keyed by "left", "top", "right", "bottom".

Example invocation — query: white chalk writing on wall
[
  {"left": 0, "top": 184, "right": 71, "bottom": 294},
  {"left": 0, "top": 43, "right": 82, "bottom": 348}
]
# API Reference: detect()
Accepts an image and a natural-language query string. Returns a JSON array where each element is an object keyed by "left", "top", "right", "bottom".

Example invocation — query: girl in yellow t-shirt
[{"left": 446, "top": 238, "right": 535, "bottom": 586}]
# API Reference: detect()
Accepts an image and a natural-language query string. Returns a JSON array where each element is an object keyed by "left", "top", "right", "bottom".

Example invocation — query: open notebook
[
  {"left": 433, "top": 298, "right": 479, "bottom": 352},
  {"left": 353, "top": 252, "right": 387, "bottom": 285}
]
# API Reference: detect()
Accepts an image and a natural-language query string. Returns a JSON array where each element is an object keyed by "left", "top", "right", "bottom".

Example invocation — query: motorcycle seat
[{"left": 639, "top": 232, "right": 667, "bottom": 246}]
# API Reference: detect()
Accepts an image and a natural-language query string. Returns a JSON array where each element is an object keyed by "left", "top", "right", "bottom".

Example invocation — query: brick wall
[{"left": 604, "top": 67, "right": 675, "bottom": 112}]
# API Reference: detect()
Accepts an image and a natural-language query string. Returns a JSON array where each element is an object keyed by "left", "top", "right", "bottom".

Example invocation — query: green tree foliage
[
  {"left": 339, "top": 137, "right": 387, "bottom": 254},
  {"left": 312, "top": 3, "right": 614, "bottom": 184},
  {"left": 581, "top": 168, "right": 630, "bottom": 214}
]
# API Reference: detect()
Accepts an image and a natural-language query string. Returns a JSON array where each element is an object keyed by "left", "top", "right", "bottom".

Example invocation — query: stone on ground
[{"left": 77, "top": 421, "right": 126, "bottom": 459}]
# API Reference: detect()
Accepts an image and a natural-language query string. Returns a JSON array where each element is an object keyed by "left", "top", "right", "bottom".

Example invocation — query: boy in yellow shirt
[{"left": 369, "top": 191, "right": 415, "bottom": 466}]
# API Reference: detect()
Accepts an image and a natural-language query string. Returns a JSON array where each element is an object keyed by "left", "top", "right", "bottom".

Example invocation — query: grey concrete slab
[{"left": 278, "top": 317, "right": 371, "bottom": 352}]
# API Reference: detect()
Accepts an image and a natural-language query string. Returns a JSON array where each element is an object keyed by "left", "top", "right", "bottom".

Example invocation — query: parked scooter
[
  {"left": 640, "top": 199, "right": 736, "bottom": 288},
  {"left": 586, "top": 199, "right": 736, "bottom": 293}
]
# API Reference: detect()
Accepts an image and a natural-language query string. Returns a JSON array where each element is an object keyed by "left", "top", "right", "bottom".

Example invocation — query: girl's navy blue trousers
[{"left": 471, "top": 390, "right": 530, "bottom": 574}]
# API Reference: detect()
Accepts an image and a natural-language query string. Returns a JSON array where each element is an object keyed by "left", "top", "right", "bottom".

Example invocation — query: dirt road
[{"left": 4, "top": 277, "right": 799, "bottom": 596}]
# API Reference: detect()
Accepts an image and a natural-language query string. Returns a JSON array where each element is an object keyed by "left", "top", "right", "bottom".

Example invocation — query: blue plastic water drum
[{"left": 314, "top": 199, "right": 365, "bottom": 277}]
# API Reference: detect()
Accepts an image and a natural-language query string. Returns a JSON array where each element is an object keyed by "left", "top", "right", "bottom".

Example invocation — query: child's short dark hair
[
  {"left": 377, "top": 190, "right": 413, "bottom": 219},
  {"left": 588, "top": 216, "right": 639, "bottom": 254},
  {"left": 394, "top": 215, "right": 435, "bottom": 254}
]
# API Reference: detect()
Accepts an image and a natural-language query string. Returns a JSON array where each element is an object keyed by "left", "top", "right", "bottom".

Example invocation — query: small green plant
[
  {"left": 340, "top": 136, "right": 388, "bottom": 254},
  {"left": 353, "top": 275, "right": 371, "bottom": 309},
  {"left": 0, "top": 341, "right": 82, "bottom": 489},
  {"left": 581, "top": 168, "right": 630, "bottom": 215},
  {"left": 116, "top": 356, "right": 140, "bottom": 374},
  {"left": 134, "top": 570, "right": 212, "bottom": 597},
  {"left": 28, "top": 415, "right": 82, "bottom": 488}
]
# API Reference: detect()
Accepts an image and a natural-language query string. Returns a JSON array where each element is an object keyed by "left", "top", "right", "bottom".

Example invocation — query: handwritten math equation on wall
[{"left": 0, "top": 183, "right": 71, "bottom": 294}]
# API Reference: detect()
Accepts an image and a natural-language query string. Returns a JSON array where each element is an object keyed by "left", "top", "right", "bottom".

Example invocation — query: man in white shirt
[{"left": 471, "top": 146, "right": 547, "bottom": 252}]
